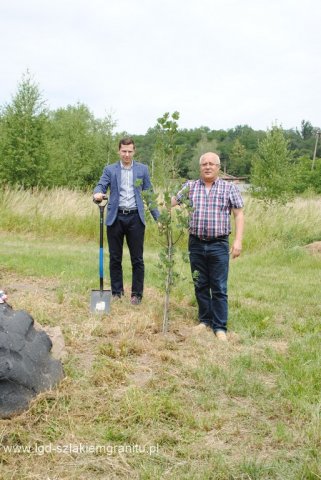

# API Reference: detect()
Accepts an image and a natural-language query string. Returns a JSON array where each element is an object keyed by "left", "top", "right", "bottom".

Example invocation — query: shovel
[{"left": 90, "top": 196, "right": 111, "bottom": 314}]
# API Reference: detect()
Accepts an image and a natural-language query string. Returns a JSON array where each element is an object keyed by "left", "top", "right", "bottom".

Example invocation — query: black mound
[{"left": 0, "top": 303, "right": 64, "bottom": 418}]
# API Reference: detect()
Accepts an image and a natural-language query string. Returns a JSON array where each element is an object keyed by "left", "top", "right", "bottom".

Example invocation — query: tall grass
[
  {"left": 1, "top": 187, "right": 320, "bottom": 248},
  {"left": 0, "top": 187, "right": 98, "bottom": 239},
  {"left": 243, "top": 194, "right": 321, "bottom": 251}
]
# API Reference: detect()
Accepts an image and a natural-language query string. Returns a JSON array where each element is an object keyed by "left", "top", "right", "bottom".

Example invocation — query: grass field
[{"left": 0, "top": 189, "right": 321, "bottom": 479}]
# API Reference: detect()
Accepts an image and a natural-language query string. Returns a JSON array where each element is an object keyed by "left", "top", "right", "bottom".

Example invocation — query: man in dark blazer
[{"left": 93, "top": 138, "right": 159, "bottom": 304}]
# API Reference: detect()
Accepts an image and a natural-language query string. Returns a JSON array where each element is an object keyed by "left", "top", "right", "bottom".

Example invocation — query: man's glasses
[{"left": 201, "top": 163, "right": 220, "bottom": 167}]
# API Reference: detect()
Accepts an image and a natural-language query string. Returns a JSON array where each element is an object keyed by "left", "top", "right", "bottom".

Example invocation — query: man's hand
[
  {"left": 230, "top": 240, "right": 242, "bottom": 259},
  {"left": 93, "top": 193, "right": 104, "bottom": 203},
  {"left": 171, "top": 196, "right": 178, "bottom": 207},
  {"left": 231, "top": 208, "right": 244, "bottom": 259}
]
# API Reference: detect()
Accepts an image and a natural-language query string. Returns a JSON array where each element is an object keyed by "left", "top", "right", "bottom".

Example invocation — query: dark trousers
[
  {"left": 188, "top": 235, "right": 230, "bottom": 332},
  {"left": 107, "top": 212, "right": 145, "bottom": 298}
]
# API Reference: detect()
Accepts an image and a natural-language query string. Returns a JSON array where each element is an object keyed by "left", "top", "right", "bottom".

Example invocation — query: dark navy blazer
[{"left": 93, "top": 161, "right": 159, "bottom": 226}]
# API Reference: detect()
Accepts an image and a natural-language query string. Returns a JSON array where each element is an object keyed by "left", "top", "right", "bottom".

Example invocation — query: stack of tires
[{"left": 0, "top": 303, "right": 64, "bottom": 418}]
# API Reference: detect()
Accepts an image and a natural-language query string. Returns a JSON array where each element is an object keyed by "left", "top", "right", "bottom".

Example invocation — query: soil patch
[{"left": 304, "top": 241, "right": 321, "bottom": 254}]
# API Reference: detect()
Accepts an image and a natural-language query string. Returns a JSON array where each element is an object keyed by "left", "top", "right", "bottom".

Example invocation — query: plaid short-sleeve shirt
[{"left": 176, "top": 178, "right": 244, "bottom": 239}]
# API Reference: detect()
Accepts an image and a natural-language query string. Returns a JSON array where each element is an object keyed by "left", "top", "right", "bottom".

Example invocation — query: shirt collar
[
  {"left": 199, "top": 177, "right": 220, "bottom": 186},
  {"left": 120, "top": 160, "right": 133, "bottom": 170}
]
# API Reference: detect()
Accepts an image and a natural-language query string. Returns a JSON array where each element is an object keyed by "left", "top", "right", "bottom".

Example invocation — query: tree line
[{"left": 0, "top": 73, "right": 320, "bottom": 198}]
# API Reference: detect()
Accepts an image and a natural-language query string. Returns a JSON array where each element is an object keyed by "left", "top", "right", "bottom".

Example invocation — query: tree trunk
[{"left": 162, "top": 225, "right": 173, "bottom": 334}]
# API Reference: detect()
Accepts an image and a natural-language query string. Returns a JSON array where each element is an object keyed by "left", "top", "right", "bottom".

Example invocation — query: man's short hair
[
  {"left": 199, "top": 152, "right": 220, "bottom": 165},
  {"left": 119, "top": 137, "right": 135, "bottom": 149}
]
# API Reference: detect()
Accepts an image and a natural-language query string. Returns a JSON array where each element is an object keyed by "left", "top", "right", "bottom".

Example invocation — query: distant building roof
[{"left": 220, "top": 173, "right": 248, "bottom": 182}]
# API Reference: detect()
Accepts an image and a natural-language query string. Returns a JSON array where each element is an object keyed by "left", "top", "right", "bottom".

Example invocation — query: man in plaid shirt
[{"left": 171, "top": 152, "right": 244, "bottom": 341}]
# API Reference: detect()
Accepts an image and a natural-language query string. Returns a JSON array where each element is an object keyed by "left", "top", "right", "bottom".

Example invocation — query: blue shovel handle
[{"left": 94, "top": 196, "right": 108, "bottom": 293}]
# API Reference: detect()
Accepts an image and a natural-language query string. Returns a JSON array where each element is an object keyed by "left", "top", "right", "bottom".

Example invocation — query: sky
[{"left": 1, "top": 0, "right": 320, "bottom": 134}]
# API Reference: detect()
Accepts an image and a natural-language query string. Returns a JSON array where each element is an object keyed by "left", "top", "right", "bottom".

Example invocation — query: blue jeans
[{"left": 188, "top": 235, "right": 229, "bottom": 332}]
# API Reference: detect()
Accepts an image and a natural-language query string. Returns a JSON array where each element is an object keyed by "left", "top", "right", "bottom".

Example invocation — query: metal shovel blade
[{"left": 90, "top": 289, "right": 111, "bottom": 314}]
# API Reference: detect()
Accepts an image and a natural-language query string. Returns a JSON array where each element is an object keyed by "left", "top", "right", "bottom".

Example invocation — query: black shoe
[{"left": 112, "top": 293, "right": 122, "bottom": 301}]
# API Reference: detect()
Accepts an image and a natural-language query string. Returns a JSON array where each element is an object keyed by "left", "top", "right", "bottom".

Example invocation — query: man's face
[
  {"left": 200, "top": 154, "right": 220, "bottom": 182},
  {"left": 119, "top": 143, "right": 135, "bottom": 166}
]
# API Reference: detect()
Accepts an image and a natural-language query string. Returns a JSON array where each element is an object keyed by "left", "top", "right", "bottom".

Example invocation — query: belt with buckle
[
  {"left": 118, "top": 208, "right": 138, "bottom": 215},
  {"left": 191, "top": 234, "right": 228, "bottom": 242}
]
